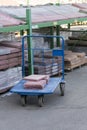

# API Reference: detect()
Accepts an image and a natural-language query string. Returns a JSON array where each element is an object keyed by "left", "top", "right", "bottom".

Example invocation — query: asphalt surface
[{"left": 0, "top": 65, "right": 87, "bottom": 130}]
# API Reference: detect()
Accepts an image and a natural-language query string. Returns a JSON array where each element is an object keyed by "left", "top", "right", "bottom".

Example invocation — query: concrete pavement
[{"left": 0, "top": 65, "right": 87, "bottom": 130}]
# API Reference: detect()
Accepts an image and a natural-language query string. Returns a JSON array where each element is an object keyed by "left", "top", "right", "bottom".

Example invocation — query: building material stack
[
  {"left": 0, "top": 41, "right": 22, "bottom": 93},
  {"left": 34, "top": 57, "right": 62, "bottom": 76},
  {"left": 64, "top": 50, "right": 86, "bottom": 70},
  {"left": 65, "top": 32, "right": 87, "bottom": 66},
  {"left": 0, "top": 67, "right": 22, "bottom": 93},
  {"left": 25, "top": 49, "right": 62, "bottom": 76},
  {"left": 66, "top": 33, "right": 87, "bottom": 55}
]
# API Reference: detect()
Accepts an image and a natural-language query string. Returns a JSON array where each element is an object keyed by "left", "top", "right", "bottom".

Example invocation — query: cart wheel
[
  {"left": 60, "top": 83, "right": 65, "bottom": 96},
  {"left": 38, "top": 95, "right": 44, "bottom": 107},
  {"left": 21, "top": 95, "right": 27, "bottom": 106}
]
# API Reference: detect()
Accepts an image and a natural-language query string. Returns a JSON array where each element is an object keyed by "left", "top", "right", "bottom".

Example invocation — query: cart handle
[{"left": 22, "top": 35, "right": 64, "bottom": 50}]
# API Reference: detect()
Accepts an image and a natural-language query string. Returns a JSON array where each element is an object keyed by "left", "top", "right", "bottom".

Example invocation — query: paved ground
[{"left": 0, "top": 65, "right": 87, "bottom": 130}]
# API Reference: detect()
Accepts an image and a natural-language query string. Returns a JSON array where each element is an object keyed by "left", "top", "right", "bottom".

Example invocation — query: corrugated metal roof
[
  {"left": 72, "top": 3, "right": 87, "bottom": 9},
  {"left": 0, "top": 11, "right": 24, "bottom": 27},
  {"left": 0, "top": 4, "right": 87, "bottom": 27},
  {"left": 80, "top": 9, "right": 87, "bottom": 13},
  {"left": 0, "top": 7, "right": 26, "bottom": 19},
  {"left": 32, "top": 4, "right": 87, "bottom": 24}
]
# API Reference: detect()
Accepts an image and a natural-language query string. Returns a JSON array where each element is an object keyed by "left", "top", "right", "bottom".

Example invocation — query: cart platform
[
  {"left": 10, "top": 77, "right": 63, "bottom": 95},
  {"left": 10, "top": 77, "right": 65, "bottom": 107}
]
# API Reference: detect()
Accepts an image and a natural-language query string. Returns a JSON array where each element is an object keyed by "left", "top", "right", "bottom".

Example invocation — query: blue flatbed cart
[{"left": 10, "top": 35, "right": 65, "bottom": 107}]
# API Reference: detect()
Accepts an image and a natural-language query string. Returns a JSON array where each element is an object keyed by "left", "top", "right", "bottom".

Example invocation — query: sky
[
  {"left": 16, "top": 0, "right": 87, "bottom": 6},
  {"left": 0, "top": 0, "right": 87, "bottom": 6},
  {"left": 16, "top": 0, "right": 57, "bottom": 6}
]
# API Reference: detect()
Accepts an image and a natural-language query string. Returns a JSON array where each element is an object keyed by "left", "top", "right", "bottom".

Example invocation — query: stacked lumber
[
  {"left": 64, "top": 50, "right": 86, "bottom": 70},
  {"left": 68, "top": 36, "right": 87, "bottom": 41},
  {"left": 66, "top": 39, "right": 87, "bottom": 46},
  {"left": 0, "top": 40, "right": 27, "bottom": 49},
  {"left": 85, "top": 56, "right": 87, "bottom": 64},
  {"left": 66, "top": 34, "right": 87, "bottom": 55}
]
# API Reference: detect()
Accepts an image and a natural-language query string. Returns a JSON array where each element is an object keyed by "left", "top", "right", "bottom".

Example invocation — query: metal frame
[
  {"left": 0, "top": 7, "right": 87, "bottom": 32},
  {"left": 0, "top": 7, "right": 87, "bottom": 75},
  {"left": 22, "top": 35, "right": 65, "bottom": 77},
  {"left": 32, "top": 18, "right": 87, "bottom": 29},
  {"left": 10, "top": 35, "right": 65, "bottom": 107}
]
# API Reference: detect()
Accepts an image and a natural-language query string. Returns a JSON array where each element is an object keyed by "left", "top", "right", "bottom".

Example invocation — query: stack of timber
[
  {"left": 65, "top": 33, "right": 87, "bottom": 54},
  {"left": 64, "top": 50, "right": 86, "bottom": 70}
]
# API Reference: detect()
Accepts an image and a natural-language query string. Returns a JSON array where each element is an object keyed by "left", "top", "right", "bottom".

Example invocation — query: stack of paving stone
[
  {"left": 0, "top": 40, "right": 28, "bottom": 70},
  {"left": 0, "top": 44, "right": 22, "bottom": 70},
  {"left": 0, "top": 67, "right": 22, "bottom": 93},
  {"left": 25, "top": 49, "right": 62, "bottom": 76},
  {"left": 0, "top": 41, "right": 23, "bottom": 93},
  {"left": 34, "top": 57, "right": 62, "bottom": 76},
  {"left": 64, "top": 50, "right": 86, "bottom": 70}
]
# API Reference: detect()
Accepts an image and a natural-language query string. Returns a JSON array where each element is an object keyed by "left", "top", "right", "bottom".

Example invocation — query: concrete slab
[{"left": 0, "top": 65, "right": 87, "bottom": 130}]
